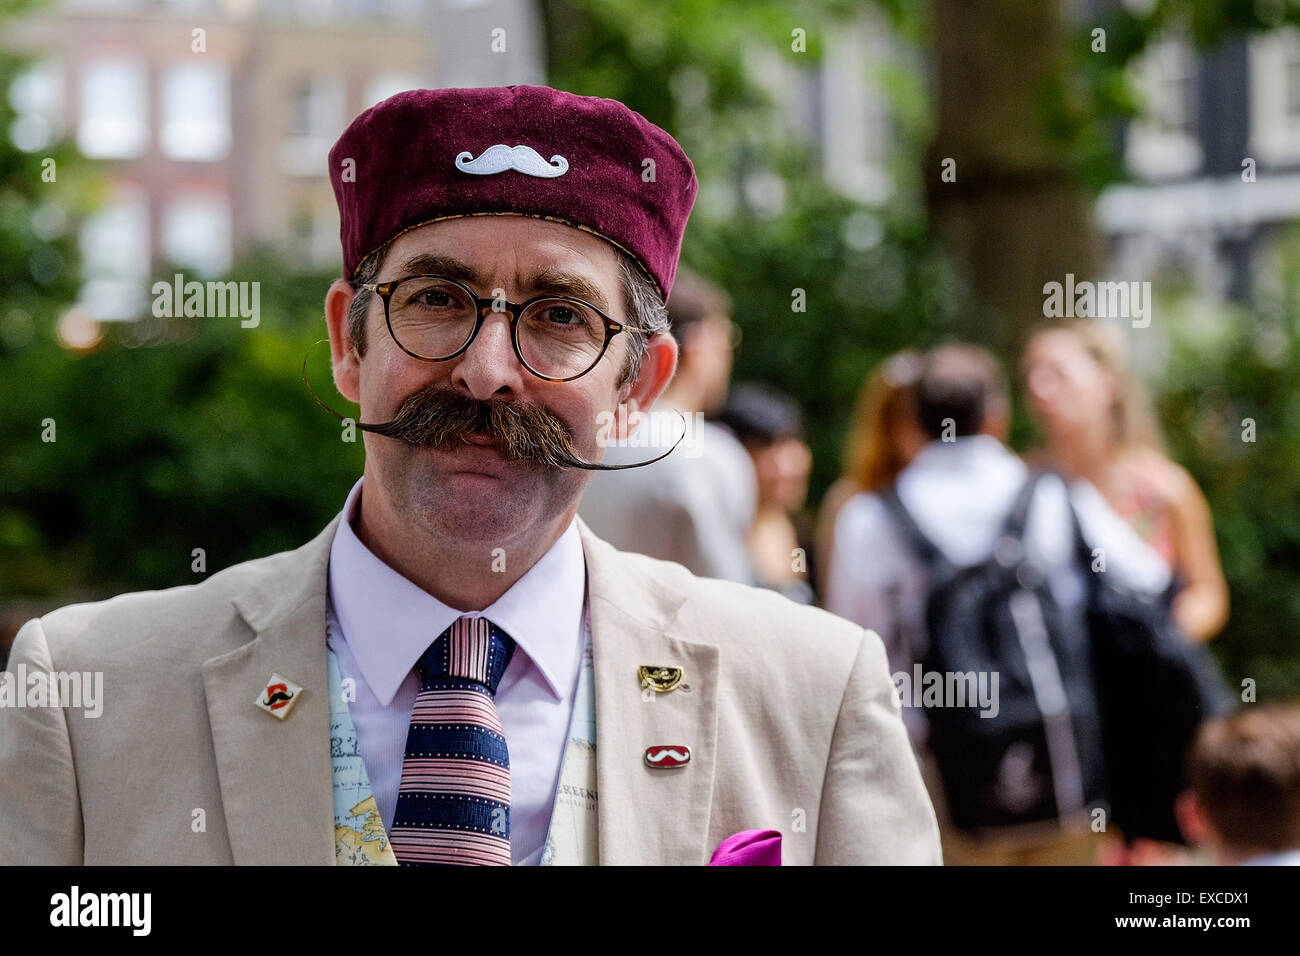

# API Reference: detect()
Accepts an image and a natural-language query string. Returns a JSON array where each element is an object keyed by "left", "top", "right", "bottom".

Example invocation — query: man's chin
[
  {"left": 416, "top": 493, "right": 525, "bottom": 542},
  {"left": 399, "top": 460, "right": 534, "bottom": 527},
  {"left": 442, "top": 470, "right": 506, "bottom": 490},
  {"left": 383, "top": 442, "right": 587, "bottom": 538}
]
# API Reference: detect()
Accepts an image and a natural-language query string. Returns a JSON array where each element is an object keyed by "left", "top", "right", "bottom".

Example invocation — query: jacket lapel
[
  {"left": 578, "top": 519, "right": 720, "bottom": 865},
  {"left": 202, "top": 517, "right": 341, "bottom": 865}
]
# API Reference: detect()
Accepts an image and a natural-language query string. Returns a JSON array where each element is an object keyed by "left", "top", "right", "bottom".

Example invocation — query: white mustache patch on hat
[{"left": 455, "top": 144, "right": 570, "bottom": 178}]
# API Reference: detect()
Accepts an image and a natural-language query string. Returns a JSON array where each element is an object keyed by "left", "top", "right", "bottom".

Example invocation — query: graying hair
[{"left": 345, "top": 242, "right": 667, "bottom": 388}]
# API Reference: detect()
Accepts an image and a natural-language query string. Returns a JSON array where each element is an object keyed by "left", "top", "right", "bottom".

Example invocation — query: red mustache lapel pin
[{"left": 255, "top": 673, "right": 304, "bottom": 721}]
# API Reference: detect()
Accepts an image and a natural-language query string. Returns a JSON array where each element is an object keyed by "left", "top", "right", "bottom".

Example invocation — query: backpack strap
[
  {"left": 1064, "top": 487, "right": 1105, "bottom": 596},
  {"left": 999, "top": 471, "right": 1046, "bottom": 542},
  {"left": 880, "top": 485, "right": 944, "bottom": 569}
]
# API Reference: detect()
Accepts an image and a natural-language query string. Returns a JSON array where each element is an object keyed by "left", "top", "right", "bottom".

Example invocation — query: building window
[
  {"left": 1150, "top": 42, "right": 1198, "bottom": 136},
  {"left": 282, "top": 74, "right": 343, "bottom": 176},
  {"left": 162, "top": 194, "right": 232, "bottom": 276},
  {"left": 1286, "top": 45, "right": 1300, "bottom": 120},
  {"left": 286, "top": 201, "right": 338, "bottom": 269},
  {"left": 161, "top": 63, "right": 231, "bottom": 162},
  {"left": 384, "top": 0, "right": 422, "bottom": 19},
  {"left": 80, "top": 185, "right": 150, "bottom": 320},
  {"left": 363, "top": 72, "right": 421, "bottom": 110},
  {"left": 8, "top": 58, "right": 64, "bottom": 153},
  {"left": 294, "top": 0, "right": 336, "bottom": 20},
  {"left": 1248, "top": 27, "right": 1300, "bottom": 165},
  {"left": 818, "top": 10, "right": 897, "bottom": 205},
  {"left": 78, "top": 58, "right": 148, "bottom": 159},
  {"left": 1125, "top": 35, "right": 1203, "bottom": 180}
]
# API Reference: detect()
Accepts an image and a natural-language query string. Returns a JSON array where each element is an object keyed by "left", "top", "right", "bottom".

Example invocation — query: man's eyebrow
[
  {"left": 388, "top": 255, "right": 612, "bottom": 311},
  {"left": 390, "top": 254, "right": 480, "bottom": 285},
  {"left": 526, "top": 270, "right": 611, "bottom": 311}
]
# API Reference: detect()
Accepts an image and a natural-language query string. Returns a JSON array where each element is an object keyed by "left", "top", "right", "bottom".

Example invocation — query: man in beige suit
[{"left": 0, "top": 85, "right": 939, "bottom": 866}]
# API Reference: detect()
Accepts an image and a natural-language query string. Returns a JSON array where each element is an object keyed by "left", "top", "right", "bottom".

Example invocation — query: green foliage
[
  {"left": 1047, "top": 0, "right": 1300, "bottom": 193},
  {"left": 0, "top": 12, "right": 365, "bottom": 601},
  {"left": 1157, "top": 230, "right": 1300, "bottom": 697},
  {"left": 0, "top": 49, "right": 87, "bottom": 356},
  {"left": 0, "top": 258, "right": 364, "bottom": 596},
  {"left": 689, "top": 181, "right": 962, "bottom": 498}
]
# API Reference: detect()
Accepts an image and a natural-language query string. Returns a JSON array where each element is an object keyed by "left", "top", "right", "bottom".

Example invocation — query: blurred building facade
[
  {"left": 5, "top": 0, "right": 544, "bottom": 320},
  {"left": 746, "top": 1, "right": 1300, "bottom": 332},
  {"left": 1097, "top": 22, "right": 1300, "bottom": 311}
]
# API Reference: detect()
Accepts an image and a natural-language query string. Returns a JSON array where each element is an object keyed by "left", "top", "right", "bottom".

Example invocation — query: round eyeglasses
[{"left": 359, "top": 274, "right": 648, "bottom": 383}]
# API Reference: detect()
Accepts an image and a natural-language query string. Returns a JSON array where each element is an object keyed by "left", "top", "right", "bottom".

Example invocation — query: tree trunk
[{"left": 927, "top": 0, "right": 1099, "bottom": 357}]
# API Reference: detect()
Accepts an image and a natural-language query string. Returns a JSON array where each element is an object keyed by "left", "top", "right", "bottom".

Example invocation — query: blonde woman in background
[
  {"left": 1021, "top": 319, "right": 1230, "bottom": 643},
  {"left": 814, "top": 350, "right": 928, "bottom": 602}
]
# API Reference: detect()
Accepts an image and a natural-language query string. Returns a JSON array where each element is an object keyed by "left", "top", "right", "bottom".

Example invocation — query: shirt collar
[
  {"left": 327, "top": 477, "right": 586, "bottom": 706},
  {"left": 911, "top": 434, "right": 1008, "bottom": 469}
]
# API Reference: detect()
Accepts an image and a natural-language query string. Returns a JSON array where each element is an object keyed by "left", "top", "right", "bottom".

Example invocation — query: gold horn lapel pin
[{"left": 638, "top": 665, "right": 684, "bottom": 694}]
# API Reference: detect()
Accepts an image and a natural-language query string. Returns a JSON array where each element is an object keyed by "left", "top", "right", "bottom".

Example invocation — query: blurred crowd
[{"left": 579, "top": 268, "right": 1300, "bottom": 867}]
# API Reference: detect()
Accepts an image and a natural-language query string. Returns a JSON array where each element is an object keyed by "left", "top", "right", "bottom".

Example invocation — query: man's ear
[
  {"left": 325, "top": 278, "right": 362, "bottom": 404},
  {"left": 615, "top": 331, "right": 677, "bottom": 441}
]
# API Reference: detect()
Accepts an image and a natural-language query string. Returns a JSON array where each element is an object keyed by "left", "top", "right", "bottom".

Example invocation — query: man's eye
[
  {"left": 417, "top": 290, "right": 453, "bottom": 307},
  {"left": 542, "top": 306, "right": 578, "bottom": 325}
]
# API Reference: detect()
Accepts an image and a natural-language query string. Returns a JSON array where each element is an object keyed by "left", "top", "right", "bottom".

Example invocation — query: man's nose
[{"left": 450, "top": 308, "right": 527, "bottom": 401}]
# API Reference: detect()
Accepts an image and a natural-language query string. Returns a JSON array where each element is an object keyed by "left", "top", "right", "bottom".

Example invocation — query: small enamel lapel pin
[
  {"left": 644, "top": 745, "right": 691, "bottom": 769},
  {"left": 255, "top": 674, "right": 304, "bottom": 720}
]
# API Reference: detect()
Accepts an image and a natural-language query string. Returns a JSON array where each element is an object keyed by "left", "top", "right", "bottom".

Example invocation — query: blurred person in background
[
  {"left": 1177, "top": 703, "right": 1300, "bottom": 865},
  {"left": 826, "top": 343, "right": 1172, "bottom": 864},
  {"left": 814, "top": 351, "right": 927, "bottom": 602},
  {"left": 718, "top": 382, "right": 816, "bottom": 604},
  {"left": 1022, "top": 319, "right": 1229, "bottom": 643},
  {"left": 580, "top": 268, "right": 756, "bottom": 583}
]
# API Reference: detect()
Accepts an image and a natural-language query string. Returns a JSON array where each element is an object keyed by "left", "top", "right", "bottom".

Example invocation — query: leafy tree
[
  {"left": 1157, "top": 230, "right": 1300, "bottom": 697},
  {"left": 1, "top": 256, "right": 363, "bottom": 595}
]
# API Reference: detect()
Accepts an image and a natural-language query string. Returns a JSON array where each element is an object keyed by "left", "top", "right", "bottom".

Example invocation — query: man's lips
[{"left": 463, "top": 433, "right": 495, "bottom": 446}]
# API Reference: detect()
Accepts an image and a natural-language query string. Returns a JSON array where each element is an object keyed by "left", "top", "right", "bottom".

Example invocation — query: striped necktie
[{"left": 388, "top": 615, "right": 517, "bottom": 866}]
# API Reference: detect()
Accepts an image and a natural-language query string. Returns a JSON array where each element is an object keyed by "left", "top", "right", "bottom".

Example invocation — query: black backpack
[
  {"left": 882, "top": 474, "right": 1108, "bottom": 835},
  {"left": 1068, "top": 503, "right": 1235, "bottom": 844}
]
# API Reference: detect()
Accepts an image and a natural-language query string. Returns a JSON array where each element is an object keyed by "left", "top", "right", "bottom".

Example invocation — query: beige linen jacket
[{"left": 0, "top": 516, "right": 941, "bottom": 865}]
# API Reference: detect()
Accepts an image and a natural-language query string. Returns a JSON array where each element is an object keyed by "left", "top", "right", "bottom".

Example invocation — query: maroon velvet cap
[{"left": 328, "top": 85, "right": 698, "bottom": 300}]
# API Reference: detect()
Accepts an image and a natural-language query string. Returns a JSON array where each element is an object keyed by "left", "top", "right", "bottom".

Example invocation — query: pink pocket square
[{"left": 707, "top": 829, "right": 782, "bottom": 866}]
